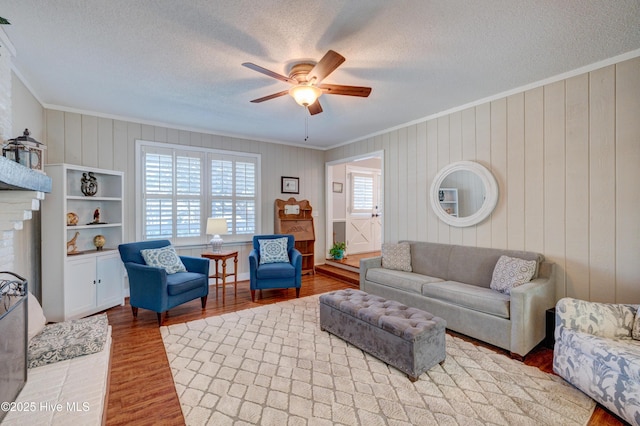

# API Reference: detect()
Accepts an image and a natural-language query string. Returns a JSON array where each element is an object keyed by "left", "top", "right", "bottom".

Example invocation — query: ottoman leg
[{"left": 408, "top": 374, "right": 419, "bottom": 382}]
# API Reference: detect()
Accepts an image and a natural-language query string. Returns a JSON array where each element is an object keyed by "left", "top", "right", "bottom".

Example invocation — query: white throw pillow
[
  {"left": 633, "top": 310, "right": 640, "bottom": 341},
  {"left": 381, "top": 242, "right": 412, "bottom": 272},
  {"left": 259, "top": 237, "right": 290, "bottom": 264},
  {"left": 28, "top": 292, "right": 47, "bottom": 341},
  {"left": 490, "top": 255, "right": 537, "bottom": 294},
  {"left": 140, "top": 245, "right": 187, "bottom": 274}
]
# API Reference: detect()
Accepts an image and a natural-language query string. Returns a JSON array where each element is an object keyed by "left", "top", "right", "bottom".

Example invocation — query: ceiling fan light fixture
[{"left": 289, "top": 85, "right": 322, "bottom": 107}]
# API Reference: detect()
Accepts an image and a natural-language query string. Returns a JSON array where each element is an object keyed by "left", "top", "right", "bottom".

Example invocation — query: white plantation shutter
[
  {"left": 138, "top": 141, "right": 259, "bottom": 242},
  {"left": 210, "top": 157, "right": 256, "bottom": 234},
  {"left": 143, "top": 149, "right": 175, "bottom": 239},
  {"left": 234, "top": 160, "right": 256, "bottom": 234},
  {"left": 176, "top": 155, "right": 202, "bottom": 237},
  {"left": 351, "top": 173, "right": 374, "bottom": 213}
]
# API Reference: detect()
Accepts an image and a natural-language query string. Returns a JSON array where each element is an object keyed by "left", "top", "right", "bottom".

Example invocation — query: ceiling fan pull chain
[{"left": 304, "top": 112, "right": 309, "bottom": 142}]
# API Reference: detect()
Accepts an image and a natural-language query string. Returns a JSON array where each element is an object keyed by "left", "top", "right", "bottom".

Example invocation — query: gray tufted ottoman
[{"left": 319, "top": 289, "right": 446, "bottom": 381}]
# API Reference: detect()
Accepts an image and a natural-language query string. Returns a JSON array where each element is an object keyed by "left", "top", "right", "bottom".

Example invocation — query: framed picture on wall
[
  {"left": 332, "top": 182, "right": 343, "bottom": 193},
  {"left": 281, "top": 176, "right": 299, "bottom": 194}
]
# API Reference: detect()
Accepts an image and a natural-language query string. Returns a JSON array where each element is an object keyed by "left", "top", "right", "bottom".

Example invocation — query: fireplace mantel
[{"left": 0, "top": 157, "right": 52, "bottom": 192}]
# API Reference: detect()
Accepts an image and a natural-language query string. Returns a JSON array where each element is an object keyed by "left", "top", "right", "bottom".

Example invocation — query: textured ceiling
[{"left": 3, "top": 1, "right": 640, "bottom": 149}]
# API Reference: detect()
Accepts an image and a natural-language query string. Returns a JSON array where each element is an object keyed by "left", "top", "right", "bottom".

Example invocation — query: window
[{"left": 136, "top": 140, "right": 260, "bottom": 244}]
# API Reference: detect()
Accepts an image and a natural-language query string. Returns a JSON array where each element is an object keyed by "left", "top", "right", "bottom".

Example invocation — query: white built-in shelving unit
[{"left": 41, "top": 164, "right": 124, "bottom": 322}]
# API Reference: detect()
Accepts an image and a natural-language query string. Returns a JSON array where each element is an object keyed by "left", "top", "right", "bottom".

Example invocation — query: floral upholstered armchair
[{"left": 553, "top": 297, "right": 640, "bottom": 425}]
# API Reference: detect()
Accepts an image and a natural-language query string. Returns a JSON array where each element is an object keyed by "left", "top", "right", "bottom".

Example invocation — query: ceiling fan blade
[
  {"left": 249, "top": 90, "right": 289, "bottom": 103},
  {"left": 242, "top": 62, "right": 297, "bottom": 84},
  {"left": 318, "top": 84, "right": 372, "bottom": 97},
  {"left": 308, "top": 50, "right": 345, "bottom": 84},
  {"left": 307, "top": 99, "right": 323, "bottom": 115}
]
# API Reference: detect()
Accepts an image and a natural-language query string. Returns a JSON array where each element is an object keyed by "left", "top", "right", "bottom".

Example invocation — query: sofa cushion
[
  {"left": 489, "top": 255, "right": 537, "bottom": 295},
  {"left": 140, "top": 245, "right": 187, "bottom": 274},
  {"left": 422, "top": 281, "right": 511, "bottom": 319},
  {"left": 447, "top": 245, "right": 542, "bottom": 288},
  {"left": 633, "top": 311, "right": 640, "bottom": 341},
  {"left": 381, "top": 242, "right": 412, "bottom": 271},
  {"left": 366, "top": 268, "right": 444, "bottom": 295},
  {"left": 405, "top": 241, "right": 452, "bottom": 279}
]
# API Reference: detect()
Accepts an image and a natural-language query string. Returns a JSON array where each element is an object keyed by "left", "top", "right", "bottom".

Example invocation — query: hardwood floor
[{"left": 104, "top": 274, "right": 623, "bottom": 425}]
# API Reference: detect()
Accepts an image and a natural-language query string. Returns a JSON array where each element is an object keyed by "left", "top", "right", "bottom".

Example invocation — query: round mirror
[{"left": 429, "top": 161, "right": 498, "bottom": 227}]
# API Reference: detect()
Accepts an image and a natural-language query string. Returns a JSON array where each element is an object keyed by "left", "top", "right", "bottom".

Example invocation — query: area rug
[{"left": 161, "top": 295, "right": 595, "bottom": 425}]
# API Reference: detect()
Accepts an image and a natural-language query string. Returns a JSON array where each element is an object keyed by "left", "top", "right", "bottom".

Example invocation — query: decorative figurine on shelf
[
  {"left": 67, "top": 231, "right": 80, "bottom": 254},
  {"left": 81, "top": 172, "right": 98, "bottom": 196},
  {"left": 93, "top": 235, "right": 106, "bottom": 251},
  {"left": 87, "top": 207, "right": 106, "bottom": 225},
  {"left": 439, "top": 190, "right": 445, "bottom": 202},
  {"left": 66, "top": 212, "right": 79, "bottom": 226}
]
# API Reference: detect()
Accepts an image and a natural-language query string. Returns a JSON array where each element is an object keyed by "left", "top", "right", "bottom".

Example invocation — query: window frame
[{"left": 135, "top": 139, "right": 261, "bottom": 246}]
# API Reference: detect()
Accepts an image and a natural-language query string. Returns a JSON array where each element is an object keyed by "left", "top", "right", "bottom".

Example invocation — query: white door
[{"left": 346, "top": 170, "right": 382, "bottom": 254}]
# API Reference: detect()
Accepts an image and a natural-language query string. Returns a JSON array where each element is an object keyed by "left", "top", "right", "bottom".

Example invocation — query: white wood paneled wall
[
  {"left": 326, "top": 57, "right": 640, "bottom": 304},
  {"left": 43, "top": 116, "right": 326, "bottom": 279}
]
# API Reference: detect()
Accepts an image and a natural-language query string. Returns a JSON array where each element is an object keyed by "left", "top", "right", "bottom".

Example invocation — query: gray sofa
[{"left": 360, "top": 241, "right": 556, "bottom": 358}]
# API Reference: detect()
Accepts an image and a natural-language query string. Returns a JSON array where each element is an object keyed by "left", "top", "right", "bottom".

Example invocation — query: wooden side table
[{"left": 201, "top": 251, "right": 238, "bottom": 304}]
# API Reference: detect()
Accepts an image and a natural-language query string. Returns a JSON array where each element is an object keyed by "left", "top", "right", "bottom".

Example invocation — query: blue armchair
[
  {"left": 118, "top": 240, "right": 209, "bottom": 325},
  {"left": 249, "top": 235, "right": 302, "bottom": 302}
]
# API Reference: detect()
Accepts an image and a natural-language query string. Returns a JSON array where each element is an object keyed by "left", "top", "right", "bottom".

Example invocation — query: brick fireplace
[
  {"left": 0, "top": 190, "right": 46, "bottom": 271},
  {"left": 0, "top": 158, "right": 51, "bottom": 272}
]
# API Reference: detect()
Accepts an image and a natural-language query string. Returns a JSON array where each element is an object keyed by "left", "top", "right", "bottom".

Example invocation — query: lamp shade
[
  {"left": 289, "top": 85, "right": 322, "bottom": 107},
  {"left": 206, "top": 218, "right": 228, "bottom": 236},
  {"left": 206, "top": 218, "right": 228, "bottom": 253}
]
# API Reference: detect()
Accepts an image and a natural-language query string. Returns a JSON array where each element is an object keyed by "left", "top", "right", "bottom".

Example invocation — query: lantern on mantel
[{"left": 2, "top": 129, "right": 46, "bottom": 173}]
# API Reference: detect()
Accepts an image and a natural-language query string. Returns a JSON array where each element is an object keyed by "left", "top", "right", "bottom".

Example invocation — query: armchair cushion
[
  {"left": 256, "top": 262, "right": 296, "bottom": 279},
  {"left": 258, "top": 237, "right": 290, "bottom": 264},
  {"left": 141, "top": 245, "right": 187, "bottom": 274},
  {"left": 557, "top": 328, "right": 640, "bottom": 377},
  {"left": 166, "top": 272, "right": 209, "bottom": 296}
]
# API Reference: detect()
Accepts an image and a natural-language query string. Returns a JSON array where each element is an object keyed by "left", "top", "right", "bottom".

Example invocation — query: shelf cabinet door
[
  {"left": 64, "top": 257, "right": 97, "bottom": 319},
  {"left": 96, "top": 253, "right": 123, "bottom": 309}
]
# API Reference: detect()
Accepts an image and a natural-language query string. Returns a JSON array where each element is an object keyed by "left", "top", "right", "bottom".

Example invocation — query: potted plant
[{"left": 329, "top": 242, "right": 346, "bottom": 260}]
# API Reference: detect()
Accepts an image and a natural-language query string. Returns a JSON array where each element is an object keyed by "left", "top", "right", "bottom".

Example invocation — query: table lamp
[{"left": 206, "top": 218, "right": 228, "bottom": 253}]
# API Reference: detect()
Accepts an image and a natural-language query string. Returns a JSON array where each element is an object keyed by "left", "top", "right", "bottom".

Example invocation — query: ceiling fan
[{"left": 242, "top": 50, "right": 372, "bottom": 115}]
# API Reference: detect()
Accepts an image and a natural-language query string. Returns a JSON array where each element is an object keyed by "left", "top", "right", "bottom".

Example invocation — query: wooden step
[
  {"left": 315, "top": 264, "right": 360, "bottom": 286},
  {"left": 324, "top": 258, "right": 360, "bottom": 273}
]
